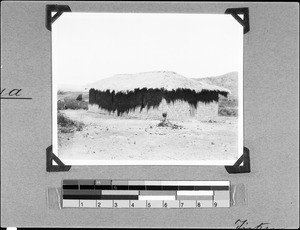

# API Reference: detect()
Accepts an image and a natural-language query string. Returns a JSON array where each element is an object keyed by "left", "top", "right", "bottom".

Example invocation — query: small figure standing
[{"left": 162, "top": 112, "right": 167, "bottom": 122}]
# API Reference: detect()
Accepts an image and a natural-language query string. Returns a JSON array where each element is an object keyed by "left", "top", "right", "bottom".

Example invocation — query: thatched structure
[{"left": 88, "top": 71, "right": 230, "bottom": 120}]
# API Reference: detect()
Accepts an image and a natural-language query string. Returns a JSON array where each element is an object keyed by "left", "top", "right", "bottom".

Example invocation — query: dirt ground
[{"left": 57, "top": 110, "right": 239, "bottom": 164}]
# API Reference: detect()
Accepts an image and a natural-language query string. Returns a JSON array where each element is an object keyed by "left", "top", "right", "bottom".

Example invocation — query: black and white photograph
[{"left": 52, "top": 13, "right": 243, "bottom": 165}]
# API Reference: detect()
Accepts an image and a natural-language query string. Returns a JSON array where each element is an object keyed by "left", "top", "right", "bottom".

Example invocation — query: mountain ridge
[{"left": 194, "top": 72, "right": 238, "bottom": 98}]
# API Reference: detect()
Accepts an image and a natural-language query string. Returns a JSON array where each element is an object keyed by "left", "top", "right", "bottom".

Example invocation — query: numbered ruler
[{"left": 62, "top": 180, "right": 230, "bottom": 208}]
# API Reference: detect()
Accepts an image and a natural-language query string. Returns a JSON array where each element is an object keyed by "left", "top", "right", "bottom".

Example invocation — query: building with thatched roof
[{"left": 88, "top": 71, "right": 230, "bottom": 121}]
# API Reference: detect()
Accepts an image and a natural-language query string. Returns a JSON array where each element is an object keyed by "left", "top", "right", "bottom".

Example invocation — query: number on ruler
[
  {"left": 114, "top": 202, "right": 118, "bottom": 208},
  {"left": 214, "top": 202, "right": 218, "bottom": 207},
  {"left": 180, "top": 202, "right": 184, "bottom": 208},
  {"left": 131, "top": 202, "right": 134, "bottom": 208},
  {"left": 197, "top": 202, "right": 201, "bottom": 208},
  {"left": 163, "top": 202, "right": 168, "bottom": 208},
  {"left": 147, "top": 202, "right": 151, "bottom": 208},
  {"left": 80, "top": 201, "right": 83, "bottom": 207},
  {"left": 97, "top": 202, "right": 101, "bottom": 208}
]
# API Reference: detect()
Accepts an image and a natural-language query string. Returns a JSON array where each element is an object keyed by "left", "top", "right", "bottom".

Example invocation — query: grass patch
[
  {"left": 57, "top": 112, "right": 84, "bottom": 133},
  {"left": 218, "top": 96, "right": 238, "bottom": 117},
  {"left": 219, "top": 107, "right": 238, "bottom": 117},
  {"left": 57, "top": 98, "right": 88, "bottom": 110}
]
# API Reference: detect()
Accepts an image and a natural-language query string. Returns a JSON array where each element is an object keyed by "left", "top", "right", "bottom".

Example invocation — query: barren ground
[{"left": 58, "top": 110, "right": 239, "bottom": 163}]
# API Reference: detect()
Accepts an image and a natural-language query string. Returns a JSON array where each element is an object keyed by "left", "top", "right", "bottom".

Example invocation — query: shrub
[
  {"left": 76, "top": 94, "right": 83, "bottom": 101},
  {"left": 57, "top": 90, "right": 66, "bottom": 95},
  {"left": 57, "top": 98, "right": 88, "bottom": 110},
  {"left": 218, "top": 108, "right": 238, "bottom": 117},
  {"left": 218, "top": 96, "right": 238, "bottom": 117},
  {"left": 57, "top": 112, "right": 84, "bottom": 133},
  {"left": 57, "top": 100, "right": 66, "bottom": 110}
]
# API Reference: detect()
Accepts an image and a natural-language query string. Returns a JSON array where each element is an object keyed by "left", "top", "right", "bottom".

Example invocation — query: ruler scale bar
[
  {"left": 63, "top": 180, "right": 230, "bottom": 186},
  {"left": 139, "top": 190, "right": 176, "bottom": 195},
  {"left": 63, "top": 185, "right": 79, "bottom": 190},
  {"left": 64, "top": 195, "right": 102, "bottom": 200},
  {"left": 177, "top": 196, "right": 213, "bottom": 200},
  {"left": 177, "top": 191, "right": 214, "bottom": 196},
  {"left": 100, "top": 195, "right": 139, "bottom": 200},
  {"left": 62, "top": 180, "right": 230, "bottom": 208},
  {"left": 80, "top": 185, "right": 95, "bottom": 190},
  {"left": 101, "top": 190, "right": 139, "bottom": 195},
  {"left": 139, "top": 196, "right": 176, "bottom": 200}
]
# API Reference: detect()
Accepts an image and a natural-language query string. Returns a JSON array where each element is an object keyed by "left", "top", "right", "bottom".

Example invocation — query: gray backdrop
[{"left": 1, "top": 1, "right": 299, "bottom": 228}]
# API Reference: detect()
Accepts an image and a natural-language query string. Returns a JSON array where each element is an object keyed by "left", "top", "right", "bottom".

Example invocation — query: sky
[{"left": 52, "top": 13, "right": 243, "bottom": 87}]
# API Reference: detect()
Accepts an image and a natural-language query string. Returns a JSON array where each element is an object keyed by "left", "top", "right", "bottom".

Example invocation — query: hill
[
  {"left": 195, "top": 72, "right": 238, "bottom": 98},
  {"left": 86, "top": 71, "right": 230, "bottom": 94}
]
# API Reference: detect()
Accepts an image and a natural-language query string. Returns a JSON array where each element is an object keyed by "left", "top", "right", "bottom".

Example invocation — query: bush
[
  {"left": 218, "top": 96, "right": 238, "bottom": 117},
  {"left": 57, "top": 98, "right": 88, "bottom": 110},
  {"left": 219, "top": 97, "right": 238, "bottom": 108},
  {"left": 57, "top": 112, "right": 84, "bottom": 133},
  {"left": 57, "top": 90, "right": 66, "bottom": 95},
  {"left": 218, "top": 108, "right": 238, "bottom": 117},
  {"left": 57, "top": 100, "right": 66, "bottom": 110},
  {"left": 76, "top": 94, "right": 83, "bottom": 101}
]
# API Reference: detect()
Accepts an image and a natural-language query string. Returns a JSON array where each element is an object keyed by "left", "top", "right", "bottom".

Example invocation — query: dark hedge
[{"left": 89, "top": 88, "right": 228, "bottom": 116}]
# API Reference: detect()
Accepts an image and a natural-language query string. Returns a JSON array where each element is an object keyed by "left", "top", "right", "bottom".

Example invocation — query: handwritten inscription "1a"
[{"left": 1, "top": 88, "right": 22, "bottom": 97}]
